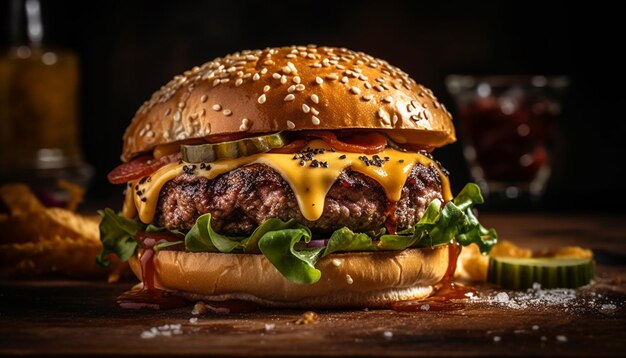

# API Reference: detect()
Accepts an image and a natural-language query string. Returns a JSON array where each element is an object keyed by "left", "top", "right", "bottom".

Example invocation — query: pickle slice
[
  {"left": 181, "top": 132, "right": 286, "bottom": 163},
  {"left": 487, "top": 257, "right": 594, "bottom": 289}
]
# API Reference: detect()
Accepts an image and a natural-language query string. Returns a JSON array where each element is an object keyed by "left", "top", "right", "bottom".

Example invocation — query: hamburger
[{"left": 98, "top": 45, "right": 497, "bottom": 308}]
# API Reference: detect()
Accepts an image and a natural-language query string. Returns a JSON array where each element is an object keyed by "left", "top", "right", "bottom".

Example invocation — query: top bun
[{"left": 122, "top": 45, "right": 455, "bottom": 161}]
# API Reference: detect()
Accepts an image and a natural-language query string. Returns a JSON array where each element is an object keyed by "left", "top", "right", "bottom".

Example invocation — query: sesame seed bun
[
  {"left": 128, "top": 246, "right": 450, "bottom": 308},
  {"left": 121, "top": 45, "right": 455, "bottom": 161}
]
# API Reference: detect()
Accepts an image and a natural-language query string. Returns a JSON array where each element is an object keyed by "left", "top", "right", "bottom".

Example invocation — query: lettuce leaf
[
  {"left": 96, "top": 209, "right": 182, "bottom": 266},
  {"left": 97, "top": 183, "right": 497, "bottom": 284},
  {"left": 96, "top": 208, "right": 144, "bottom": 266},
  {"left": 258, "top": 228, "right": 324, "bottom": 284}
]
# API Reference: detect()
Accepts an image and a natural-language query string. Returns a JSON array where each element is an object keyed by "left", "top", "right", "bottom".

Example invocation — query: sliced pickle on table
[
  {"left": 487, "top": 257, "right": 594, "bottom": 289},
  {"left": 181, "top": 132, "right": 286, "bottom": 163}
]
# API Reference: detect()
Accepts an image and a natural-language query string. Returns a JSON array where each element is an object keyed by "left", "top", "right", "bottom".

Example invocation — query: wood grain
[{"left": 1, "top": 214, "right": 625, "bottom": 356}]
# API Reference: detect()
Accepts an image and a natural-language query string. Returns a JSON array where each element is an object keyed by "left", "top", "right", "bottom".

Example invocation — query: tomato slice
[
  {"left": 107, "top": 152, "right": 181, "bottom": 184},
  {"left": 269, "top": 139, "right": 309, "bottom": 154},
  {"left": 204, "top": 132, "right": 256, "bottom": 144},
  {"left": 394, "top": 142, "right": 435, "bottom": 153},
  {"left": 302, "top": 131, "right": 387, "bottom": 154}
]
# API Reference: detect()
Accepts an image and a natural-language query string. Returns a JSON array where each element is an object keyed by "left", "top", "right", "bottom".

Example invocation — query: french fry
[{"left": 0, "top": 183, "right": 127, "bottom": 281}]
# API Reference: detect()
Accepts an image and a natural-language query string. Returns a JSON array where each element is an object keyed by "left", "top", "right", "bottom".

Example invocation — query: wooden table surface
[{"left": 1, "top": 214, "right": 625, "bottom": 356}]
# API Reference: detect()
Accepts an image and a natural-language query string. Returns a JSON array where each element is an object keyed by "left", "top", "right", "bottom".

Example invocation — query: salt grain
[
  {"left": 556, "top": 335, "right": 568, "bottom": 342},
  {"left": 493, "top": 336, "right": 501, "bottom": 342},
  {"left": 140, "top": 323, "right": 184, "bottom": 339},
  {"left": 383, "top": 331, "right": 393, "bottom": 339},
  {"left": 600, "top": 304, "right": 617, "bottom": 314},
  {"left": 496, "top": 292, "right": 510, "bottom": 303}
]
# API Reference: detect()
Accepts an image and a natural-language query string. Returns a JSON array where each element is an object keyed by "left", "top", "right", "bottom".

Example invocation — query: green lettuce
[
  {"left": 96, "top": 208, "right": 143, "bottom": 266},
  {"left": 97, "top": 183, "right": 497, "bottom": 284},
  {"left": 96, "top": 209, "right": 183, "bottom": 266}
]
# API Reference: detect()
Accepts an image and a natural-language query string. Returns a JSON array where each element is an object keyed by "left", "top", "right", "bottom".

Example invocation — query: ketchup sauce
[
  {"left": 117, "top": 232, "right": 187, "bottom": 310},
  {"left": 392, "top": 243, "right": 476, "bottom": 312}
]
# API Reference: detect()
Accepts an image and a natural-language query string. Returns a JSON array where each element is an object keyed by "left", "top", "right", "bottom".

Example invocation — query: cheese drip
[{"left": 127, "top": 140, "right": 451, "bottom": 224}]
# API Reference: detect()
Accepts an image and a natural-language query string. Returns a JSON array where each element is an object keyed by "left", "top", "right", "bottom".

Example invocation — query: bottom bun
[{"left": 128, "top": 246, "right": 450, "bottom": 308}]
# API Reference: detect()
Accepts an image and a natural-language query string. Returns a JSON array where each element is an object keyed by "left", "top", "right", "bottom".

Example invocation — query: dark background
[{"left": 1, "top": 0, "right": 622, "bottom": 212}]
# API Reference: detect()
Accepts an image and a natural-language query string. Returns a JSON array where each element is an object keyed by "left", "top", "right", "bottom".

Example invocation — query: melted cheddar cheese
[{"left": 125, "top": 140, "right": 451, "bottom": 223}]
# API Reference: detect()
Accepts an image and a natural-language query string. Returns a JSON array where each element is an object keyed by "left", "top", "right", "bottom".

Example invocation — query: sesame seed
[
  {"left": 350, "top": 86, "right": 361, "bottom": 95},
  {"left": 315, "top": 76, "right": 323, "bottom": 84},
  {"left": 213, "top": 79, "right": 220, "bottom": 87},
  {"left": 200, "top": 95, "right": 208, "bottom": 103},
  {"left": 164, "top": 108, "right": 171, "bottom": 116},
  {"left": 311, "top": 107, "right": 319, "bottom": 115},
  {"left": 281, "top": 75, "right": 287, "bottom": 84},
  {"left": 374, "top": 85, "right": 384, "bottom": 92},
  {"left": 212, "top": 104, "right": 222, "bottom": 111},
  {"left": 235, "top": 78, "right": 243, "bottom": 86},
  {"left": 302, "top": 103, "right": 311, "bottom": 113},
  {"left": 146, "top": 130, "right": 154, "bottom": 138},
  {"left": 263, "top": 85, "right": 271, "bottom": 92},
  {"left": 286, "top": 53, "right": 297, "bottom": 59},
  {"left": 178, "top": 101, "right": 185, "bottom": 109},
  {"left": 295, "top": 84, "right": 305, "bottom": 91},
  {"left": 223, "top": 109, "right": 232, "bottom": 116},
  {"left": 253, "top": 73, "right": 260, "bottom": 81},
  {"left": 272, "top": 73, "right": 281, "bottom": 79},
  {"left": 287, "top": 120, "right": 296, "bottom": 129},
  {"left": 362, "top": 94, "right": 373, "bottom": 101},
  {"left": 293, "top": 76, "right": 301, "bottom": 84},
  {"left": 258, "top": 94, "right": 267, "bottom": 104},
  {"left": 364, "top": 82, "right": 372, "bottom": 89},
  {"left": 282, "top": 66, "right": 292, "bottom": 74},
  {"left": 284, "top": 94, "right": 295, "bottom": 101},
  {"left": 220, "top": 78, "right": 230, "bottom": 84},
  {"left": 261, "top": 68, "right": 268, "bottom": 74},
  {"left": 288, "top": 85, "right": 296, "bottom": 93},
  {"left": 383, "top": 96, "right": 393, "bottom": 103},
  {"left": 311, "top": 115, "right": 321, "bottom": 125},
  {"left": 173, "top": 111, "right": 181, "bottom": 121},
  {"left": 392, "top": 114, "right": 399, "bottom": 125},
  {"left": 341, "top": 76, "right": 349, "bottom": 84},
  {"left": 326, "top": 73, "right": 338, "bottom": 80},
  {"left": 378, "top": 108, "right": 390, "bottom": 124},
  {"left": 311, "top": 94, "right": 319, "bottom": 104}
]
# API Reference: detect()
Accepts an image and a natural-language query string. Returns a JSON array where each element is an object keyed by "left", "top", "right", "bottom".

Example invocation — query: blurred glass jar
[
  {"left": 445, "top": 75, "right": 568, "bottom": 203},
  {"left": 0, "top": 0, "right": 92, "bottom": 206}
]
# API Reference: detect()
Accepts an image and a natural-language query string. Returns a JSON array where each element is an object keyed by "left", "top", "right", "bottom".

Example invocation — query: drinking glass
[{"left": 445, "top": 75, "right": 568, "bottom": 205}]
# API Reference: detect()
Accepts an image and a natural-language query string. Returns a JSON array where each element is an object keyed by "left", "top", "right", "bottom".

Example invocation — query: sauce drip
[
  {"left": 117, "top": 231, "right": 187, "bottom": 310},
  {"left": 391, "top": 243, "right": 477, "bottom": 312},
  {"left": 384, "top": 200, "right": 398, "bottom": 235}
]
